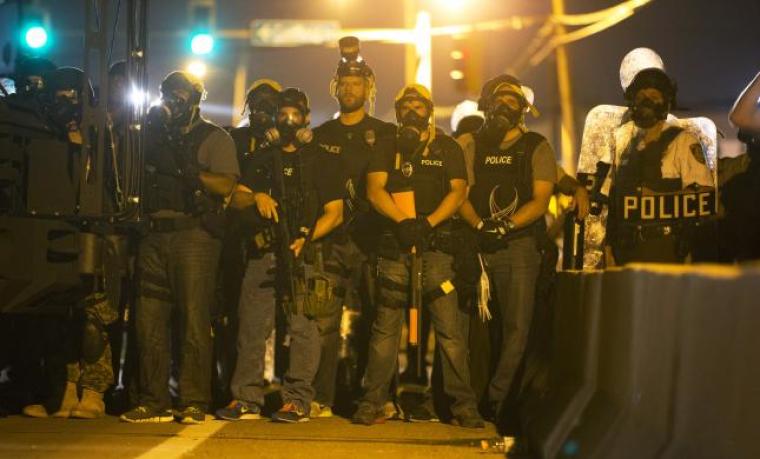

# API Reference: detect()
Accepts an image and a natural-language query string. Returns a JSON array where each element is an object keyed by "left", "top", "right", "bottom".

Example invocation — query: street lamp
[{"left": 186, "top": 60, "right": 208, "bottom": 79}]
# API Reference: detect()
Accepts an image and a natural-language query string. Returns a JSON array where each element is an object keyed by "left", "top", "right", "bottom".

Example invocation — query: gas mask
[
  {"left": 22, "top": 76, "right": 45, "bottom": 95},
  {"left": 397, "top": 110, "right": 429, "bottom": 156},
  {"left": 147, "top": 93, "right": 196, "bottom": 131},
  {"left": 276, "top": 111, "right": 304, "bottom": 145},
  {"left": 163, "top": 94, "right": 194, "bottom": 126},
  {"left": 50, "top": 91, "right": 82, "bottom": 129},
  {"left": 248, "top": 110, "right": 273, "bottom": 137},
  {"left": 245, "top": 84, "right": 279, "bottom": 137},
  {"left": 482, "top": 103, "right": 522, "bottom": 145},
  {"left": 630, "top": 97, "right": 668, "bottom": 129}
]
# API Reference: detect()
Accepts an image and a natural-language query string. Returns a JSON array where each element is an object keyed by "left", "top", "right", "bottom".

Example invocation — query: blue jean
[
  {"left": 136, "top": 226, "right": 221, "bottom": 411},
  {"left": 483, "top": 236, "right": 541, "bottom": 410},
  {"left": 280, "top": 247, "right": 343, "bottom": 413},
  {"left": 229, "top": 254, "right": 276, "bottom": 407},
  {"left": 361, "top": 250, "right": 478, "bottom": 416}
]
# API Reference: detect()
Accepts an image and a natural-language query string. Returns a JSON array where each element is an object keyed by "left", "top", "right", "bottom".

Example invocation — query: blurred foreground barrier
[{"left": 522, "top": 264, "right": 760, "bottom": 459}]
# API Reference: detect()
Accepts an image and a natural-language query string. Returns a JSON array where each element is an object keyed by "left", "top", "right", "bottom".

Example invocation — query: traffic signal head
[{"left": 20, "top": 6, "right": 51, "bottom": 53}]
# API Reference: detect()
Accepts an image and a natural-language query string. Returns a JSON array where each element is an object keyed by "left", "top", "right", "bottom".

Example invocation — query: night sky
[{"left": 1, "top": 0, "right": 758, "bottom": 150}]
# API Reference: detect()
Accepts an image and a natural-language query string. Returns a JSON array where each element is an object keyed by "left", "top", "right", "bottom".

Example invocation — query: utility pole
[{"left": 552, "top": 0, "right": 578, "bottom": 174}]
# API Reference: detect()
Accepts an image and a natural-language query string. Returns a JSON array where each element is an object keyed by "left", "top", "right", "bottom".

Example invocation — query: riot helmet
[
  {"left": 45, "top": 66, "right": 94, "bottom": 129},
  {"left": 243, "top": 79, "right": 282, "bottom": 137},
  {"left": 394, "top": 84, "right": 435, "bottom": 155}
]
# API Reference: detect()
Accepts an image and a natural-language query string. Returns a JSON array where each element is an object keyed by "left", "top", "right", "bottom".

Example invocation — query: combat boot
[
  {"left": 22, "top": 404, "right": 49, "bottom": 418},
  {"left": 51, "top": 382, "right": 79, "bottom": 418},
  {"left": 70, "top": 389, "right": 105, "bottom": 419},
  {"left": 24, "top": 382, "right": 79, "bottom": 418}
]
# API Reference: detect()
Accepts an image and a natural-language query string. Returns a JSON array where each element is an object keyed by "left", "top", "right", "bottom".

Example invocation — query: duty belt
[
  {"left": 148, "top": 216, "right": 201, "bottom": 233},
  {"left": 619, "top": 223, "right": 678, "bottom": 242}
]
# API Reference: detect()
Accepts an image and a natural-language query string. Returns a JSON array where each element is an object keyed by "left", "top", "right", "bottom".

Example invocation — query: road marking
[{"left": 135, "top": 417, "right": 226, "bottom": 459}]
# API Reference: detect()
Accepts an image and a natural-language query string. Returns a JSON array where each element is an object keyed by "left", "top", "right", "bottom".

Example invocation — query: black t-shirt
[
  {"left": 313, "top": 115, "right": 396, "bottom": 215},
  {"left": 719, "top": 130, "right": 760, "bottom": 261},
  {"left": 240, "top": 142, "right": 345, "bottom": 238},
  {"left": 368, "top": 133, "right": 467, "bottom": 217}
]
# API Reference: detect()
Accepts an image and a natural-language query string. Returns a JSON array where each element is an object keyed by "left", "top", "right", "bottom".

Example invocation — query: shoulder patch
[{"left": 690, "top": 143, "right": 706, "bottom": 164}]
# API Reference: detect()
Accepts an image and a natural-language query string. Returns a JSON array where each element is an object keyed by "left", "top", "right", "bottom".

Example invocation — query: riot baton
[{"left": 391, "top": 189, "right": 424, "bottom": 376}]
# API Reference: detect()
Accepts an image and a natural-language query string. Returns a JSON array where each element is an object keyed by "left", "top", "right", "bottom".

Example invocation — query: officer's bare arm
[
  {"left": 199, "top": 172, "right": 237, "bottom": 197},
  {"left": 426, "top": 178, "right": 467, "bottom": 227},
  {"left": 367, "top": 171, "right": 411, "bottom": 223},
  {"left": 311, "top": 199, "right": 344, "bottom": 241},
  {"left": 729, "top": 71, "right": 760, "bottom": 132},
  {"left": 458, "top": 198, "right": 482, "bottom": 229},
  {"left": 289, "top": 199, "right": 343, "bottom": 257},
  {"left": 556, "top": 168, "right": 591, "bottom": 220},
  {"left": 230, "top": 186, "right": 257, "bottom": 209},
  {"left": 509, "top": 180, "right": 554, "bottom": 229}
]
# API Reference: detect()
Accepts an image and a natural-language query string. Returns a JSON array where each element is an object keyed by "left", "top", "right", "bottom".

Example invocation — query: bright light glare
[
  {"left": 24, "top": 26, "right": 48, "bottom": 49},
  {"left": 415, "top": 11, "right": 432, "bottom": 89},
  {"left": 437, "top": 0, "right": 468, "bottom": 12},
  {"left": 130, "top": 87, "right": 149, "bottom": 108},
  {"left": 450, "top": 70, "right": 465, "bottom": 80},
  {"left": 190, "top": 33, "right": 214, "bottom": 55},
  {"left": 450, "top": 50, "right": 464, "bottom": 60},
  {"left": 186, "top": 61, "right": 207, "bottom": 78}
]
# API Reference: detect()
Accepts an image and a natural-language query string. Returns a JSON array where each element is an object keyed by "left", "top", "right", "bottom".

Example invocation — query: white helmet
[{"left": 619, "top": 47, "right": 665, "bottom": 93}]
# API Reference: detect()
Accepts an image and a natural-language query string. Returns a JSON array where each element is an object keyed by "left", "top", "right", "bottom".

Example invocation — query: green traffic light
[
  {"left": 24, "top": 26, "right": 48, "bottom": 49},
  {"left": 190, "top": 33, "right": 214, "bottom": 55}
]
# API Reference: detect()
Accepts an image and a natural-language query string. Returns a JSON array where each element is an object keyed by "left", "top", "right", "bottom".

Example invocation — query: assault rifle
[{"left": 271, "top": 149, "right": 299, "bottom": 306}]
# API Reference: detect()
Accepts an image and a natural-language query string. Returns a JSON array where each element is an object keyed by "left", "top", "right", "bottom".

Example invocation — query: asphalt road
[{"left": 0, "top": 415, "right": 502, "bottom": 459}]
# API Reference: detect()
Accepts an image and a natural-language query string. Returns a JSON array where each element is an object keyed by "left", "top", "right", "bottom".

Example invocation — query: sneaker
[
  {"left": 352, "top": 402, "right": 386, "bottom": 426},
  {"left": 120, "top": 406, "right": 174, "bottom": 423},
  {"left": 176, "top": 406, "right": 206, "bottom": 425},
  {"left": 216, "top": 400, "right": 262, "bottom": 421},
  {"left": 405, "top": 402, "right": 439, "bottom": 423},
  {"left": 271, "top": 402, "right": 309, "bottom": 423},
  {"left": 452, "top": 409, "right": 485, "bottom": 429},
  {"left": 309, "top": 402, "right": 333, "bottom": 419}
]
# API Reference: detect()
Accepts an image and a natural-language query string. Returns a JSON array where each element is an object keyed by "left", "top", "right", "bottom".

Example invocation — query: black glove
[
  {"left": 396, "top": 217, "right": 432, "bottom": 250},
  {"left": 477, "top": 218, "right": 509, "bottom": 252}
]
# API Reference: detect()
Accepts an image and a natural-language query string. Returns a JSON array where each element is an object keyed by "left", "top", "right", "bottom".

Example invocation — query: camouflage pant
[{"left": 66, "top": 292, "right": 119, "bottom": 393}]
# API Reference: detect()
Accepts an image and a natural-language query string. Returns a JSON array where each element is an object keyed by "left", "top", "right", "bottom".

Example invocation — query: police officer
[
  {"left": 310, "top": 36, "right": 396, "bottom": 417},
  {"left": 352, "top": 84, "right": 483, "bottom": 428},
  {"left": 606, "top": 67, "right": 713, "bottom": 265},
  {"left": 719, "top": 70, "right": 760, "bottom": 262},
  {"left": 232, "top": 88, "right": 344, "bottom": 423},
  {"left": 456, "top": 74, "right": 558, "bottom": 420},
  {"left": 8, "top": 56, "right": 56, "bottom": 109},
  {"left": 21, "top": 68, "right": 119, "bottom": 419},
  {"left": 215, "top": 79, "right": 283, "bottom": 421},
  {"left": 120, "top": 71, "right": 239, "bottom": 424}
]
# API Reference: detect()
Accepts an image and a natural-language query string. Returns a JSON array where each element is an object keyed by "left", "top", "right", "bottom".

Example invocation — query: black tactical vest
[
  {"left": 144, "top": 120, "right": 218, "bottom": 214},
  {"left": 470, "top": 131, "right": 546, "bottom": 238},
  {"left": 388, "top": 136, "right": 452, "bottom": 216},
  {"left": 615, "top": 126, "right": 684, "bottom": 193},
  {"left": 257, "top": 147, "right": 322, "bottom": 240}
]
